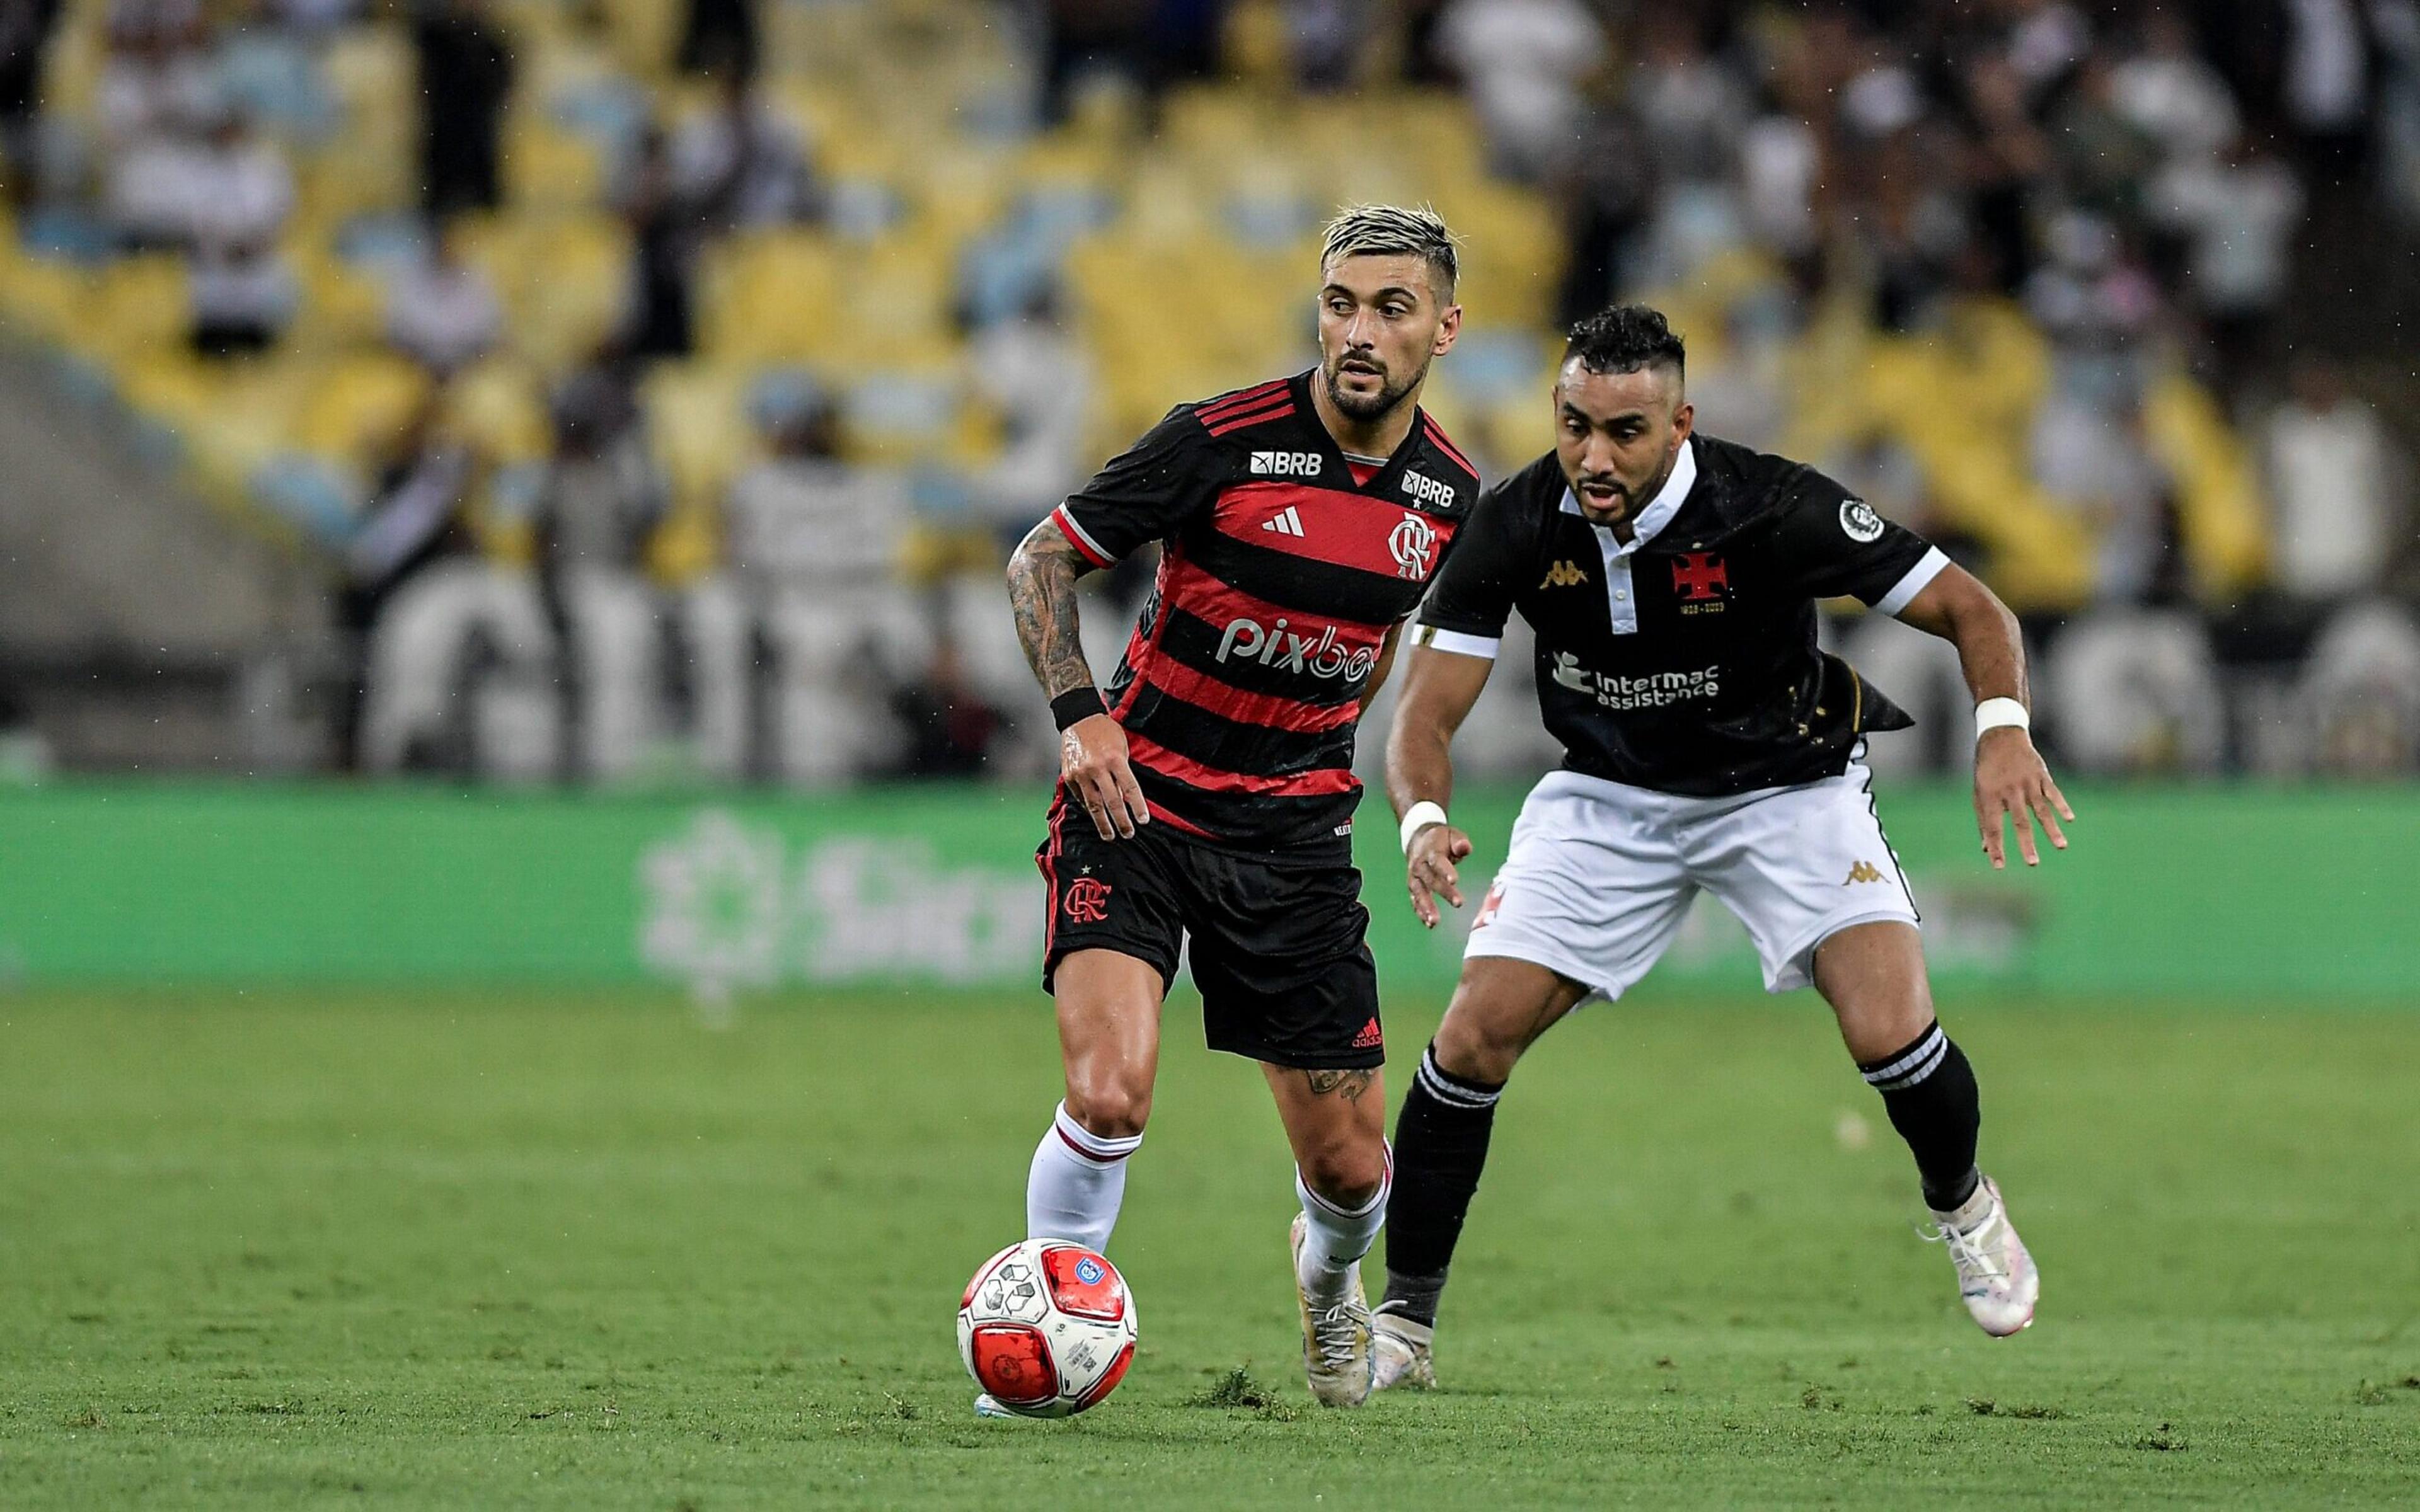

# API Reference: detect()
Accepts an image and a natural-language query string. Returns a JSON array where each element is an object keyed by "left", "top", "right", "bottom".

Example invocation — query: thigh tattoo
[{"left": 1302, "top": 1068, "right": 1374, "bottom": 1101}]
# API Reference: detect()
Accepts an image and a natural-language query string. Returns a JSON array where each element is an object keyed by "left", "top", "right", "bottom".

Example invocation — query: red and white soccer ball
[{"left": 957, "top": 1239, "right": 1138, "bottom": 1417}]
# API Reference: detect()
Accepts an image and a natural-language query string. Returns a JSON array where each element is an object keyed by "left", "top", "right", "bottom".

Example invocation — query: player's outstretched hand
[
  {"left": 1062, "top": 713, "right": 1151, "bottom": 840},
  {"left": 1405, "top": 822, "right": 1473, "bottom": 929},
  {"left": 1974, "top": 726, "right": 2073, "bottom": 869}
]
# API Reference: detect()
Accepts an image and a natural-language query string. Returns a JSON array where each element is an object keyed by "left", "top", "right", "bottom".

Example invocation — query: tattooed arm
[{"left": 1007, "top": 516, "right": 1152, "bottom": 840}]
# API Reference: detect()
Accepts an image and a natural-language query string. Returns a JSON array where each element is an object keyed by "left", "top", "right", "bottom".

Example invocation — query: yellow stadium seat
[
  {"left": 441, "top": 356, "right": 552, "bottom": 464},
  {"left": 292, "top": 352, "right": 434, "bottom": 465},
  {"left": 504, "top": 118, "right": 608, "bottom": 212},
  {"left": 642, "top": 361, "right": 755, "bottom": 513},
  {"left": 89, "top": 255, "right": 192, "bottom": 367},
  {"left": 696, "top": 229, "right": 844, "bottom": 366},
  {"left": 290, "top": 251, "right": 389, "bottom": 354},
  {"left": 456, "top": 212, "right": 632, "bottom": 374},
  {"left": 0, "top": 255, "right": 96, "bottom": 348},
  {"left": 2145, "top": 371, "right": 2269, "bottom": 598}
]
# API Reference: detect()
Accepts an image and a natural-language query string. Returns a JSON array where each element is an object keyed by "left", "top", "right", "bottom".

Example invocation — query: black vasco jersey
[
  {"left": 1052, "top": 371, "right": 1484, "bottom": 848},
  {"left": 1413, "top": 433, "right": 1950, "bottom": 796}
]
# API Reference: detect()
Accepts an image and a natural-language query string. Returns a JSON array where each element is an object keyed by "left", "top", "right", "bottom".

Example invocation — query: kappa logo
[
  {"left": 1064, "top": 876, "right": 1114, "bottom": 922},
  {"left": 1400, "top": 470, "right": 1456, "bottom": 510},
  {"left": 1389, "top": 511, "right": 1439, "bottom": 580},
  {"left": 1250, "top": 450, "right": 1323, "bottom": 477},
  {"left": 1672, "top": 553, "right": 1729, "bottom": 602},
  {"left": 1842, "top": 860, "right": 1887, "bottom": 885},
  {"left": 1260, "top": 505, "right": 1306, "bottom": 537},
  {"left": 1540, "top": 559, "right": 1587, "bottom": 588}
]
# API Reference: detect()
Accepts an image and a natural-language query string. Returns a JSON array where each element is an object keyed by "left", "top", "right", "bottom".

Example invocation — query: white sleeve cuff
[
  {"left": 1875, "top": 547, "right": 1951, "bottom": 617},
  {"left": 1412, "top": 624, "right": 1501, "bottom": 660}
]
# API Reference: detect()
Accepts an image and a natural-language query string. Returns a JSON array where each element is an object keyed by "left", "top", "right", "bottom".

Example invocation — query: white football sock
[
  {"left": 1025, "top": 1101, "right": 1142, "bottom": 1253},
  {"left": 1295, "top": 1144, "right": 1391, "bottom": 1297}
]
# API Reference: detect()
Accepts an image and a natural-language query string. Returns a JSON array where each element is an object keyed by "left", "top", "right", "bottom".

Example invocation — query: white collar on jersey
[{"left": 1560, "top": 434, "right": 1698, "bottom": 555}]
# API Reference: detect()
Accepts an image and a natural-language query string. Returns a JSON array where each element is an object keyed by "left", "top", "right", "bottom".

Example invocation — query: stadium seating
[{"left": 1, "top": 0, "right": 2382, "bottom": 783}]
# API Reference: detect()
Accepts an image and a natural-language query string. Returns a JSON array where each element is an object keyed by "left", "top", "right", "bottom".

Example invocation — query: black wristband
[{"left": 1050, "top": 688, "right": 1110, "bottom": 731}]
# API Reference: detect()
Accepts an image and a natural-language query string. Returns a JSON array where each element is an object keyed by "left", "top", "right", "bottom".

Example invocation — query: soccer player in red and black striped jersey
[{"left": 996, "top": 205, "right": 1481, "bottom": 1410}]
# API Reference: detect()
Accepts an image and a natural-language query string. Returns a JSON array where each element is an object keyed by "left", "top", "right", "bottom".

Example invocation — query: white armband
[
  {"left": 1398, "top": 801, "right": 1449, "bottom": 854},
  {"left": 1974, "top": 697, "right": 2030, "bottom": 740}
]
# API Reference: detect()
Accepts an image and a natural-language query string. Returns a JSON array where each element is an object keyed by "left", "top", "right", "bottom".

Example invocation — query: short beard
[{"left": 1322, "top": 356, "right": 1426, "bottom": 423}]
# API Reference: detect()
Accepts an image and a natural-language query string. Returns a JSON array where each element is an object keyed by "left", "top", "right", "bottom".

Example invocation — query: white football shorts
[{"left": 1463, "top": 754, "right": 1921, "bottom": 999}]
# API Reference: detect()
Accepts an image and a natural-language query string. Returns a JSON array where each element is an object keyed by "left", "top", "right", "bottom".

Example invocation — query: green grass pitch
[{"left": 3, "top": 987, "right": 2415, "bottom": 1508}]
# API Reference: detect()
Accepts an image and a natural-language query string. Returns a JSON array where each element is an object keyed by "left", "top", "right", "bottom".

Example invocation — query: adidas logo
[
  {"left": 1540, "top": 559, "right": 1586, "bottom": 588},
  {"left": 1843, "top": 860, "right": 1887, "bottom": 885},
  {"left": 1351, "top": 1016, "right": 1384, "bottom": 1050},
  {"left": 1260, "top": 506, "right": 1306, "bottom": 537}
]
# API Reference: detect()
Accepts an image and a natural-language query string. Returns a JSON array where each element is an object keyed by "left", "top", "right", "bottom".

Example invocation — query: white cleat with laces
[
  {"left": 1925, "top": 1174, "right": 2038, "bottom": 1336},
  {"left": 1289, "top": 1213, "right": 1376, "bottom": 1406},
  {"left": 1371, "top": 1314, "right": 1436, "bottom": 1392}
]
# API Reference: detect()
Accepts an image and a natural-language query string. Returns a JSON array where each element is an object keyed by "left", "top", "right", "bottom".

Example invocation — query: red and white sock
[
  {"left": 1025, "top": 1101, "right": 1141, "bottom": 1253},
  {"left": 1295, "top": 1143, "right": 1391, "bottom": 1292}
]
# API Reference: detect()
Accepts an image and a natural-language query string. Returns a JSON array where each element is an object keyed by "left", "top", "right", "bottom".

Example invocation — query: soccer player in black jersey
[
  {"left": 1368, "top": 306, "right": 2073, "bottom": 1390},
  {"left": 997, "top": 205, "right": 1483, "bottom": 1410}
]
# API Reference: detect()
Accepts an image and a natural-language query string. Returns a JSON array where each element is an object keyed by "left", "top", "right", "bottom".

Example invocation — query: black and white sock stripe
[
  {"left": 1414, "top": 1046, "right": 1503, "bottom": 1110},
  {"left": 1861, "top": 1023, "right": 1948, "bottom": 1091}
]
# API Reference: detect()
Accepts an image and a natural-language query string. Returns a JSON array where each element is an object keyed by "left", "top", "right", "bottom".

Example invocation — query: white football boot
[
  {"left": 1289, "top": 1213, "right": 1376, "bottom": 1406},
  {"left": 1925, "top": 1174, "right": 2039, "bottom": 1336},
  {"left": 1370, "top": 1314, "right": 1436, "bottom": 1392},
  {"left": 972, "top": 1392, "right": 1015, "bottom": 1418}
]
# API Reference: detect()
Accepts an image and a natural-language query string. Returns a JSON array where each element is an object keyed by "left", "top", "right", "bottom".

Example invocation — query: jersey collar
[
  {"left": 1293, "top": 369, "right": 1427, "bottom": 500},
  {"left": 1560, "top": 435, "right": 1698, "bottom": 556}
]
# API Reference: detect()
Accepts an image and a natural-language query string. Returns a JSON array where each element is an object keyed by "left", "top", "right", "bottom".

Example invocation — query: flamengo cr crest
[
  {"left": 1064, "top": 876, "right": 1113, "bottom": 923},
  {"left": 1389, "top": 512, "right": 1439, "bottom": 580}
]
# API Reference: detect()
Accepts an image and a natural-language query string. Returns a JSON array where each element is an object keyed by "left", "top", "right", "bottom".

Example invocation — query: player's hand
[
  {"left": 1061, "top": 713, "right": 1151, "bottom": 840},
  {"left": 1974, "top": 726, "right": 2072, "bottom": 869},
  {"left": 1405, "top": 822, "right": 1472, "bottom": 929}
]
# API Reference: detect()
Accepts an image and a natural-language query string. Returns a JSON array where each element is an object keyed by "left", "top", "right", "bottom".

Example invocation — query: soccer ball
[{"left": 957, "top": 1238, "right": 1138, "bottom": 1417}]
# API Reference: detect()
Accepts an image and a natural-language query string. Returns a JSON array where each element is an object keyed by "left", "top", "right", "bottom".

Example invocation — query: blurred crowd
[{"left": 0, "top": 0, "right": 2416, "bottom": 782}]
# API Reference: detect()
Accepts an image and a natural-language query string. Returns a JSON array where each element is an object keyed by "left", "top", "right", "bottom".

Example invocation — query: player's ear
[
  {"left": 1432, "top": 301, "right": 1461, "bottom": 355},
  {"left": 1671, "top": 398, "right": 1694, "bottom": 441}
]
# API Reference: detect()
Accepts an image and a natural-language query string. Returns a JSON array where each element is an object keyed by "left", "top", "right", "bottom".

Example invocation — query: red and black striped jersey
[{"left": 1049, "top": 370, "right": 1483, "bottom": 849}]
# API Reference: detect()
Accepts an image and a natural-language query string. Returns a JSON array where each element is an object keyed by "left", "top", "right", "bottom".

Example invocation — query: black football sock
[
  {"left": 1378, "top": 1044, "right": 1504, "bottom": 1330},
  {"left": 1858, "top": 1020, "right": 1982, "bottom": 1212}
]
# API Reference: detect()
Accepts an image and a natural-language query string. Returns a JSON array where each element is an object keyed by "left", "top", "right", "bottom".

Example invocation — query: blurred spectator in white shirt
[
  {"left": 2111, "top": 8, "right": 2240, "bottom": 166},
  {"left": 671, "top": 66, "right": 821, "bottom": 234},
  {"left": 1630, "top": 11, "right": 1744, "bottom": 186},
  {"left": 1434, "top": 0, "right": 1603, "bottom": 181},
  {"left": 537, "top": 364, "right": 667, "bottom": 576},
  {"left": 2283, "top": 0, "right": 2369, "bottom": 171},
  {"left": 96, "top": 14, "right": 219, "bottom": 248},
  {"left": 2150, "top": 132, "right": 2304, "bottom": 390},
  {"left": 386, "top": 217, "right": 504, "bottom": 378},
  {"left": 964, "top": 287, "right": 1091, "bottom": 541},
  {"left": 186, "top": 108, "right": 296, "bottom": 355},
  {"left": 2000, "top": 0, "right": 2091, "bottom": 102},
  {"left": 2031, "top": 392, "right": 2179, "bottom": 604},
  {"left": 722, "top": 377, "right": 901, "bottom": 591},
  {"left": 2262, "top": 358, "right": 2403, "bottom": 600}
]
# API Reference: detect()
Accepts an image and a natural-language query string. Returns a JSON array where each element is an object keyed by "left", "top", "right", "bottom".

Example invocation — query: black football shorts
[{"left": 1035, "top": 799, "right": 1385, "bottom": 1070}]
